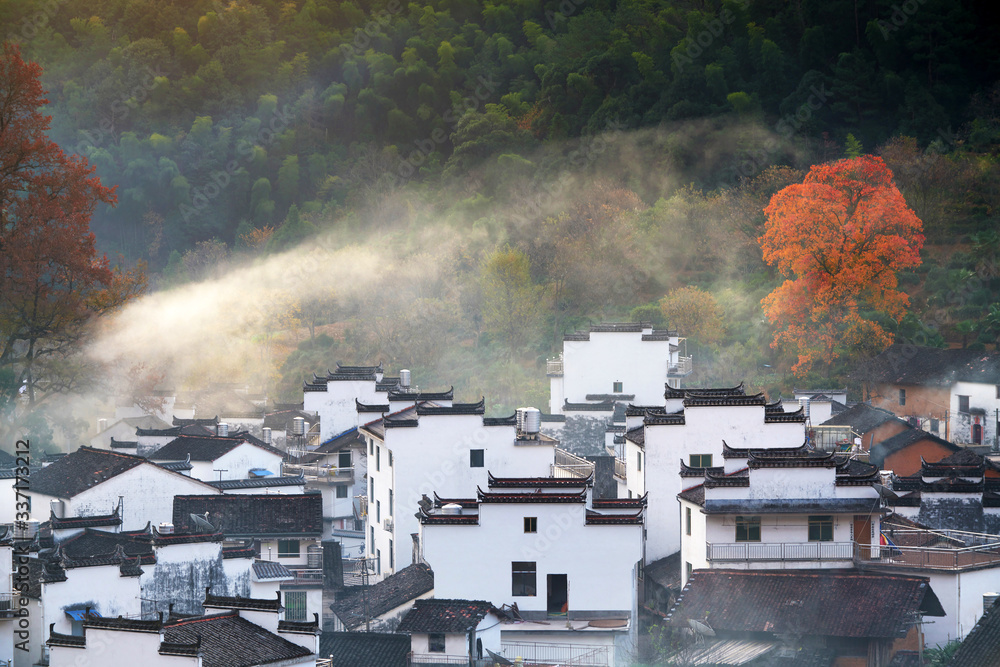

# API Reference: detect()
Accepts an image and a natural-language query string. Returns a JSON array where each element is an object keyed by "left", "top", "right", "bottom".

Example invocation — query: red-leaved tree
[
  {"left": 0, "top": 43, "right": 117, "bottom": 432},
  {"left": 759, "top": 155, "right": 924, "bottom": 376}
]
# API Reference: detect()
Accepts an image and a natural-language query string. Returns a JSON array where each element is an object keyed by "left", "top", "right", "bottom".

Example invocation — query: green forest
[{"left": 3, "top": 0, "right": 1000, "bottom": 426}]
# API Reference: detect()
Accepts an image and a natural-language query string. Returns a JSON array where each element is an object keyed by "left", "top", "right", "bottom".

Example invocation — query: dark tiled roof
[
  {"left": 483, "top": 413, "right": 517, "bottom": 426},
  {"left": 665, "top": 383, "right": 746, "bottom": 399},
  {"left": 487, "top": 472, "right": 592, "bottom": 488},
  {"left": 28, "top": 447, "right": 146, "bottom": 498},
  {"left": 821, "top": 403, "right": 904, "bottom": 432},
  {"left": 136, "top": 424, "right": 214, "bottom": 437},
  {"left": 477, "top": 487, "right": 588, "bottom": 503},
  {"left": 59, "top": 529, "right": 153, "bottom": 560},
  {"left": 151, "top": 434, "right": 283, "bottom": 461},
  {"left": 539, "top": 413, "right": 566, "bottom": 422},
  {"left": 388, "top": 387, "right": 454, "bottom": 401},
  {"left": 870, "top": 428, "right": 961, "bottom": 466},
  {"left": 319, "top": 631, "right": 410, "bottom": 667},
  {"left": 330, "top": 563, "right": 434, "bottom": 630},
  {"left": 644, "top": 412, "right": 686, "bottom": 426},
  {"left": 109, "top": 438, "right": 138, "bottom": 449},
  {"left": 51, "top": 505, "right": 122, "bottom": 530},
  {"left": 683, "top": 393, "right": 767, "bottom": 408},
  {"left": 563, "top": 400, "right": 616, "bottom": 412},
  {"left": 678, "top": 484, "right": 705, "bottom": 505},
  {"left": 204, "top": 590, "right": 281, "bottom": 612},
  {"left": 625, "top": 425, "right": 645, "bottom": 446},
  {"left": 157, "top": 460, "right": 193, "bottom": 472},
  {"left": 164, "top": 610, "right": 313, "bottom": 667},
  {"left": 866, "top": 344, "right": 1000, "bottom": 386},
  {"left": 356, "top": 399, "right": 390, "bottom": 413},
  {"left": 667, "top": 570, "right": 944, "bottom": 639},
  {"left": 173, "top": 493, "right": 323, "bottom": 537},
  {"left": 207, "top": 475, "right": 306, "bottom": 490},
  {"left": 396, "top": 599, "right": 494, "bottom": 634},
  {"left": 646, "top": 552, "right": 682, "bottom": 591},
  {"left": 927, "top": 447, "right": 1000, "bottom": 473},
  {"left": 416, "top": 399, "right": 485, "bottom": 415},
  {"left": 174, "top": 416, "right": 219, "bottom": 427},
  {"left": 585, "top": 393, "right": 636, "bottom": 402},
  {"left": 585, "top": 509, "right": 644, "bottom": 524},
  {"left": 948, "top": 597, "right": 1000, "bottom": 666}
]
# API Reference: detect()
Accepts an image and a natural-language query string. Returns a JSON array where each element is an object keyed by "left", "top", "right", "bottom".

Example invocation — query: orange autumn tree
[{"left": 759, "top": 155, "right": 924, "bottom": 376}]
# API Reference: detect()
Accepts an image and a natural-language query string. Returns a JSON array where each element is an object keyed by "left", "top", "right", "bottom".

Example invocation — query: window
[
  {"left": 336, "top": 484, "right": 348, "bottom": 498},
  {"left": 689, "top": 454, "right": 713, "bottom": 468},
  {"left": 389, "top": 540, "right": 394, "bottom": 570},
  {"left": 389, "top": 451, "right": 393, "bottom": 467},
  {"left": 996, "top": 385, "right": 1000, "bottom": 399},
  {"left": 613, "top": 381, "right": 623, "bottom": 393},
  {"left": 930, "top": 418, "right": 940, "bottom": 433},
  {"left": 284, "top": 591, "right": 307, "bottom": 622},
  {"left": 524, "top": 517, "right": 537, "bottom": 533},
  {"left": 470, "top": 449, "right": 485, "bottom": 467},
  {"left": 735, "top": 516, "right": 760, "bottom": 542},
  {"left": 973, "top": 423, "right": 983, "bottom": 445},
  {"left": 377, "top": 549, "right": 381, "bottom": 574},
  {"left": 370, "top": 527, "right": 374, "bottom": 552},
  {"left": 428, "top": 633, "right": 446, "bottom": 653},
  {"left": 808, "top": 515, "right": 834, "bottom": 542},
  {"left": 686, "top": 507, "right": 692, "bottom": 536},
  {"left": 389, "top": 489, "right": 394, "bottom": 516},
  {"left": 637, "top": 451, "right": 642, "bottom": 472},
  {"left": 899, "top": 388, "right": 906, "bottom": 406},
  {"left": 959, "top": 395, "right": 970, "bottom": 413},
  {"left": 370, "top": 477, "right": 374, "bottom": 497},
  {"left": 369, "top": 439, "right": 374, "bottom": 455},
  {"left": 278, "top": 540, "right": 300, "bottom": 558},
  {"left": 376, "top": 500, "right": 381, "bottom": 524},
  {"left": 376, "top": 446, "right": 380, "bottom": 471},
  {"left": 686, "top": 562, "right": 693, "bottom": 579},
  {"left": 512, "top": 562, "right": 537, "bottom": 596},
  {"left": 338, "top": 450, "right": 351, "bottom": 469}
]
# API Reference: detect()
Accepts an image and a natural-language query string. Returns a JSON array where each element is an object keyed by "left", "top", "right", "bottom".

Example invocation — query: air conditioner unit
[{"left": 383, "top": 518, "right": 394, "bottom": 532}]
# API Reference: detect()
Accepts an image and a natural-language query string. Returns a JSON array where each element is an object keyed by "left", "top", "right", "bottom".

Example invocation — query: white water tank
[
  {"left": 523, "top": 408, "right": 541, "bottom": 434},
  {"left": 217, "top": 422, "right": 229, "bottom": 437},
  {"left": 292, "top": 417, "right": 305, "bottom": 436},
  {"left": 158, "top": 523, "right": 174, "bottom": 534},
  {"left": 798, "top": 398, "right": 811, "bottom": 419},
  {"left": 985, "top": 592, "right": 1000, "bottom": 612},
  {"left": 400, "top": 369, "right": 411, "bottom": 389},
  {"left": 262, "top": 427, "right": 272, "bottom": 444},
  {"left": 440, "top": 503, "right": 462, "bottom": 516}
]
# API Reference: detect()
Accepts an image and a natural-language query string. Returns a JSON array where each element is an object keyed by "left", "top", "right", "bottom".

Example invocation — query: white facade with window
[{"left": 950, "top": 381, "right": 1000, "bottom": 447}]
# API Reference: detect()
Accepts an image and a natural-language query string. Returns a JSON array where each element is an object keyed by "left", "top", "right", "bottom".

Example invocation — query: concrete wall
[
  {"left": 423, "top": 501, "right": 641, "bottom": 614},
  {"left": 304, "top": 378, "right": 381, "bottom": 442},
  {"left": 883, "top": 439, "right": 959, "bottom": 477},
  {"left": 560, "top": 331, "right": 675, "bottom": 408}
]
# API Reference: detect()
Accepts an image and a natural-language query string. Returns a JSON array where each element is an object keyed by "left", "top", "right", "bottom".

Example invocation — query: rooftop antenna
[{"left": 213, "top": 468, "right": 228, "bottom": 481}]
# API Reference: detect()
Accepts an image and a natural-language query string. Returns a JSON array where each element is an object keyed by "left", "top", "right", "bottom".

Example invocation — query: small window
[
  {"left": 899, "top": 388, "right": 906, "bottom": 406},
  {"left": 389, "top": 539, "right": 394, "bottom": 570},
  {"left": 613, "top": 381, "right": 623, "bottom": 393},
  {"left": 369, "top": 439, "right": 374, "bottom": 455},
  {"left": 689, "top": 454, "right": 713, "bottom": 468},
  {"left": 376, "top": 446, "right": 380, "bottom": 471},
  {"left": 686, "top": 507, "right": 691, "bottom": 536},
  {"left": 389, "top": 489, "right": 393, "bottom": 516},
  {"left": 512, "top": 562, "right": 536, "bottom": 596},
  {"left": 930, "top": 418, "right": 940, "bottom": 433},
  {"left": 996, "top": 385, "right": 1000, "bottom": 400},
  {"left": 370, "top": 477, "right": 374, "bottom": 497},
  {"left": 278, "top": 540, "right": 300, "bottom": 558},
  {"left": 370, "top": 527, "right": 374, "bottom": 552},
  {"left": 973, "top": 423, "right": 983, "bottom": 445},
  {"left": 637, "top": 451, "right": 642, "bottom": 472},
  {"left": 808, "top": 515, "right": 834, "bottom": 542},
  {"left": 428, "top": 633, "right": 446, "bottom": 653},
  {"left": 686, "top": 562, "right": 693, "bottom": 579},
  {"left": 336, "top": 485, "right": 348, "bottom": 498},
  {"left": 959, "top": 395, "right": 970, "bottom": 413},
  {"left": 470, "top": 449, "right": 485, "bottom": 467},
  {"left": 524, "top": 517, "right": 537, "bottom": 533},
  {"left": 735, "top": 516, "right": 760, "bottom": 542},
  {"left": 377, "top": 549, "right": 381, "bottom": 574},
  {"left": 376, "top": 500, "right": 381, "bottom": 523},
  {"left": 284, "top": 591, "right": 307, "bottom": 622},
  {"left": 338, "top": 450, "right": 351, "bottom": 469},
  {"left": 389, "top": 451, "right": 393, "bottom": 467}
]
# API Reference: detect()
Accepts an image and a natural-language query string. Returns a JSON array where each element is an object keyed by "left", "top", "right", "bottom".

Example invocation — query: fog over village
[{"left": 1, "top": 0, "right": 1000, "bottom": 665}]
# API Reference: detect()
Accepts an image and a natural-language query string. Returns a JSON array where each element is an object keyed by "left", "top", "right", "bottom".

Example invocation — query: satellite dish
[
  {"left": 486, "top": 649, "right": 514, "bottom": 665},
  {"left": 688, "top": 619, "right": 715, "bottom": 637},
  {"left": 871, "top": 483, "right": 899, "bottom": 501},
  {"left": 189, "top": 513, "right": 216, "bottom": 532}
]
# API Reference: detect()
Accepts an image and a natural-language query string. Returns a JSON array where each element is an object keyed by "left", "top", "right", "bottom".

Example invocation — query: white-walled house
[
  {"left": 329, "top": 562, "right": 434, "bottom": 632},
  {"left": 678, "top": 445, "right": 884, "bottom": 587},
  {"left": 89, "top": 415, "right": 171, "bottom": 449},
  {"left": 28, "top": 447, "right": 221, "bottom": 529},
  {"left": 396, "top": 599, "right": 501, "bottom": 664},
  {"left": 47, "top": 591, "right": 318, "bottom": 667},
  {"left": 641, "top": 387, "right": 807, "bottom": 562},
  {"left": 421, "top": 474, "right": 644, "bottom": 666},
  {"left": 302, "top": 363, "right": 388, "bottom": 442},
  {"left": 150, "top": 433, "right": 285, "bottom": 482},
  {"left": 360, "top": 398, "right": 558, "bottom": 577}
]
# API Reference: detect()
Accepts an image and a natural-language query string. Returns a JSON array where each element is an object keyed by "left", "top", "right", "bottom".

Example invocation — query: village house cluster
[{"left": 1, "top": 326, "right": 999, "bottom": 666}]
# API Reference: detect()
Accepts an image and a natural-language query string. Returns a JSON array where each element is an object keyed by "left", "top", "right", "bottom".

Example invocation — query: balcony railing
[
  {"left": 284, "top": 567, "right": 323, "bottom": 584},
  {"left": 553, "top": 448, "right": 595, "bottom": 479},
  {"left": 501, "top": 641, "right": 610, "bottom": 666},
  {"left": 409, "top": 653, "right": 473, "bottom": 665},
  {"left": 281, "top": 463, "right": 353, "bottom": 482},
  {"left": 546, "top": 358, "right": 564, "bottom": 376},
  {"left": 667, "top": 356, "right": 693, "bottom": 377},
  {"left": 0, "top": 593, "right": 14, "bottom": 619},
  {"left": 707, "top": 541, "right": 855, "bottom": 562},
  {"left": 855, "top": 531, "right": 1000, "bottom": 571},
  {"left": 614, "top": 458, "right": 626, "bottom": 480}
]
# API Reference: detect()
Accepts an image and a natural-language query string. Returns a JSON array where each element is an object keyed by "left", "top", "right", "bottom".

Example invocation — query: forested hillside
[{"left": 3, "top": 0, "right": 1000, "bottom": 426}]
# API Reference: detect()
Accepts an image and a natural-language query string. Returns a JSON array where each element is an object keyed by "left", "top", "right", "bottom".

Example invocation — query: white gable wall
[
  {"left": 305, "top": 379, "right": 381, "bottom": 442},
  {"left": 560, "top": 332, "right": 675, "bottom": 408}
]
